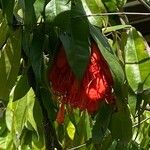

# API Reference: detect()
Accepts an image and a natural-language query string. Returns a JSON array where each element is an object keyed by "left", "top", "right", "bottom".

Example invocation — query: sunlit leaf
[
  {"left": 102, "top": 25, "right": 131, "bottom": 33},
  {"left": 81, "top": 0, "right": 108, "bottom": 27},
  {"left": 125, "top": 28, "right": 150, "bottom": 92},
  {"left": 6, "top": 88, "right": 38, "bottom": 146},
  {"left": 45, "top": 0, "right": 71, "bottom": 22},
  {"left": 67, "top": 121, "right": 76, "bottom": 140}
]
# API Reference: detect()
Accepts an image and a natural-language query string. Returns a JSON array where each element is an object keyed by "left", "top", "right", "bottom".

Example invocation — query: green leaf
[
  {"left": 109, "top": 111, "right": 132, "bottom": 142},
  {"left": 90, "top": 25, "right": 124, "bottom": 93},
  {"left": 67, "top": 121, "right": 76, "bottom": 140},
  {"left": 1, "top": 0, "right": 15, "bottom": 24},
  {"left": 34, "top": 0, "right": 45, "bottom": 19},
  {"left": 0, "top": 29, "right": 21, "bottom": 101},
  {"left": 92, "top": 102, "right": 113, "bottom": 143},
  {"left": 102, "top": 0, "right": 118, "bottom": 12},
  {"left": 6, "top": 88, "right": 38, "bottom": 142},
  {"left": 13, "top": 74, "right": 30, "bottom": 101},
  {"left": 32, "top": 99, "right": 45, "bottom": 150},
  {"left": 39, "top": 87, "right": 56, "bottom": 122},
  {"left": 45, "top": 0, "right": 71, "bottom": 22},
  {"left": 102, "top": 25, "right": 131, "bottom": 33},
  {"left": 81, "top": 0, "right": 108, "bottom": 27},
  {"left": 53, "top": 10, "right": 71, "bottom": 32},
  {"left": 0, "top": 116, "right": 6, "bottom": 135},
  {"left": 29, "top": 27, "right": 44, "bottom": 84},
  {"left": 60, "top": 0, "right": 90, "bottom": 80},
  {"left": 24, "top": 0, "right": 36, "bottom": 27},
  {"left": 125, "top": 28, "right": 150, "bottom": 92},
  {"left": 0, "top": 11, "right": 9, "bottom": 49},
  {"left": 116, "top": 0, "right": 127, "bottom": 8}
]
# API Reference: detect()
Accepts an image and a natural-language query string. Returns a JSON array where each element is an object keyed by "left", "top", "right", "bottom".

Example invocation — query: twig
[
  {"left": 73, "top": 12, "right": 150, "bottom": 18},
  {"left": 138, "top": 0, "right": 150, "bottom": 11},
  {"left": 133, "top": 117, "right": 150, "bottom": 128},
  {"left": 67, "top": 143, "right": 87, "bottom": 150}
]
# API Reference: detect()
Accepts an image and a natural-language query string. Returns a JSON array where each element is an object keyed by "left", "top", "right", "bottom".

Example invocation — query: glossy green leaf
[
  {"left": 1, "top": 0, "right": 15, "bottom": 24},
  {"left": 81, "top": 0, "right": 108, "bottom": 27},
  {"left": 125, "top": 28, "right": 150, "bottom": 92},
  {"left": 109, "top": 111, "right": 132, "bottom": 142},
  {"left": 92, "top": 102, "right": 113, "bottom": 143},
  {"left": 60, "top": 0, "right": 90, "bottom": 80},
  {"left": 0, "top": 29, "right": 21, "bottom": 101},
  {"left": 45, "top": 0, "right": 71, "bottom": 22}
]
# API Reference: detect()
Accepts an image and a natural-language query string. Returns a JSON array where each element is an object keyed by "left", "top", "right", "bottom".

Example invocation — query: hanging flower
[{"left": 49, "top": 41, "right": 114, "bottom": 123}]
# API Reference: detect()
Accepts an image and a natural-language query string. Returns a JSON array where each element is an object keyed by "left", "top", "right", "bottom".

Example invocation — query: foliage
[{"left": 0, "top": 0, "right": 150, "bottom": 150}]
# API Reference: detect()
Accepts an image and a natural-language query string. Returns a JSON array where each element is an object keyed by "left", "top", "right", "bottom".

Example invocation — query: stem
[{"left": 37, "top": 88, "right": 62, "bottom": 150}]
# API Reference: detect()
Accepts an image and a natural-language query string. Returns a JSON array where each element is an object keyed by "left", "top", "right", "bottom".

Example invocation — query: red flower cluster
[{"left": 49, "top": 41, "right": 114, "bottom": 122}]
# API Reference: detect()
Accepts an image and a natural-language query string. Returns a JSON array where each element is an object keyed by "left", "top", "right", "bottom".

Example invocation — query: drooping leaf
[
  {"left": 60, "top": 0, "right": 90, "bottom": 80},
  {"left": 29, "top": 27, "right": 44, "bottom": 84},
  {"left": 0, "top": 29, "right": 21, "bottom": 101},
  {"left": 92, "top": 102, "right": 113, "bottom": 143},
  {"left": 109, "top": 111, "right": 132, "bottom": 143},
  {"left": 90, "top": 25, "right": 124, "bottom": 93},
  {"left": 39, "top": 87, "right": 56, "bottom": 123},
  {"left": 53, "top": 10, "right": 71, "bottom": 32},
  {"left": 125, "top": 28, "right": 150, "bottom": 93}
]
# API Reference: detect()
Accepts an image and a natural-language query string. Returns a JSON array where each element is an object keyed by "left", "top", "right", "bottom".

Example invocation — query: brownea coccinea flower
[{"left": 49, "top": 41, "right": 114, "bottom": 123}]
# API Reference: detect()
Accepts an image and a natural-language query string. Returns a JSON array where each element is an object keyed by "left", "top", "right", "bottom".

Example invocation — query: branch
[{"left": 73, "top": 12, "right": 150, "bottom": 18}]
